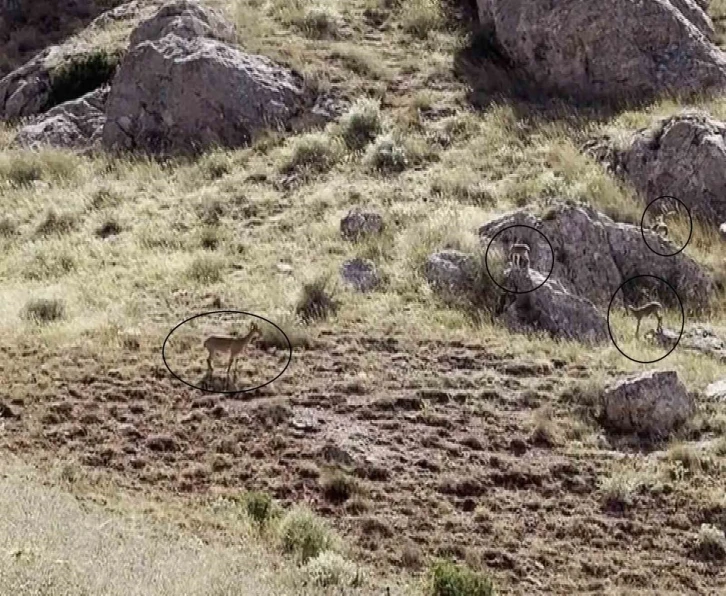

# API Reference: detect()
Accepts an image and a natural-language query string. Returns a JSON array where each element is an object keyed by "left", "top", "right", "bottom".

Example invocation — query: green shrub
[
  {"left": 320, "top": 470, "right": 360, "bottom": 504},
  {"left": 278, "top": 506, "right": 338, "bottom": 563},
  {"left": 35, "top": 208, "right": 77, "bottom": 236},
  {"left": 303, "top": 551, "right": 360, "bottom": 587},
  {"left": 0, "top": 216, "right": 18, "bottom": 237},
  {"left": 365, "top": 134, "right": 408, "bottom": 173},
  {"left": 401, "top": 0, "right": 445, "bottom": 38},
  {"left": 186, "top": 254, "right": 225, "bottom": 284},
  {"left": 429, "top": 560, "right": 495, "bottom": 596},
  {"left": 295, "top": 276, "right": 340, "bottom": 322},
  {"left": 338, "top": 99, "right": 382, "bottom": 150},
  {"left": 283, "top": 133, "right": 343, "bottom": 175},
  {"left": 294, "top": 6, "right": 340, "bottom": 39},
  {"left": 46, "top": 50, "right": 121, "bottom": 109},
  {"left": 242, "top": 491, "right": 277, "bottom": 526},
  {"left": 21, "top": 298, "right": 66, "bottom": 324}
]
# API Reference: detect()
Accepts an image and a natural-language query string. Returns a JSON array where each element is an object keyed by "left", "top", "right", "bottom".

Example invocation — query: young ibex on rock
[{"left": 508, "top": 242, "right": 531, "bottom": 271}]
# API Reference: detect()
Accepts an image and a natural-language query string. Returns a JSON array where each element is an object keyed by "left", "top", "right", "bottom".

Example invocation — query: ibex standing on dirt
[{"left": 203, "top": 321, "right": 262, "bottom": 377}]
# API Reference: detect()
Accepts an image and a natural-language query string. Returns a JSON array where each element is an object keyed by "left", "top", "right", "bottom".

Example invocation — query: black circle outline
[
  {"left": 484, "top": 224, "right": 555, "bottom": 294},
  {"left": 161, "top": 310, "right": 292, "bottom": 395},
  {"left": 640, "top": 195, "right": 693, "bottom": 257},
  {"left": 606, "top": 275, "right": 685, "bottom": 364}
]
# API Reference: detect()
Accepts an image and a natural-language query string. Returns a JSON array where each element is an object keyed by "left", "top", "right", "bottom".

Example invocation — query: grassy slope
[{"left": 0, "top": 0, "right": 726, "bottom": 594}]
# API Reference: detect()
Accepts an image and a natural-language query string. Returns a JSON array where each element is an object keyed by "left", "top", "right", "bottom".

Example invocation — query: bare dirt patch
[{"left": 2, "top": 328, "right": 725, "bottom": 594}]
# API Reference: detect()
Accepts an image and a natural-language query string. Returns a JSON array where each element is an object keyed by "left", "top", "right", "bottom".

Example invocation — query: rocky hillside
[{"left": 1, "top": 0, "right": 726, "bottom": 594}]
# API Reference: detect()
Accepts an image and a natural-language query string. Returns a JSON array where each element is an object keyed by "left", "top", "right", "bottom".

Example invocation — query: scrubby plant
[
  {"left": 278, "top": 506, "right": 339, "bottom": 563},
  {"left": 295, "top": 276, "right": 340, "bottom": 322},
  {"left": 365, "top": 134, "right": 408, "bottom": 173},
  {"left": 35, "top": 208, "right": 77, "bottom": 236},
  {"left": 320, "top": 470, "right": 360, "bottom": 504},
  {"left": 303, "top": 551, "right": 360, "bottom": 587},
  {"left": 186, "top": 253, "right": 226, "bottom": 284},
  {"left": 283, "top": 133, "right": 343, "bottom": 175},
  {"left": 428, "top": 560, "right": 495, "bottom": 596},
  {"left": 241, "top": 491, "right": 278, "bottom": 526},
  {"left": 338, "top": 99, "right": 382, "bottom": 151},
  {"left": 294, "top": 6, "right": 341, "bottom": 39},
  {"left": 695, "top": 523, "right": 726, "bottom": 561},
  {"left": 21, "top": 297, "right": 66, "bottom": 324}
]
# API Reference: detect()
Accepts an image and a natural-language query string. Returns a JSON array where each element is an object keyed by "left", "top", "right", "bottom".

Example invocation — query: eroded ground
[{"left": 2, "top": 327, "right": 724, "bottom": 594}]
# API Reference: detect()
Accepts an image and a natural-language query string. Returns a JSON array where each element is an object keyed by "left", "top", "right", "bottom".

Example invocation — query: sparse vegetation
[
  {"left": 428, "top": 560, "right": 496, "bottom": 596},
  {"left": 338, "top": 99, "right": 383, "bottom": 151},
  {"left": 283, "top": 133, "right": 343, "bottom": 175},
  {"left": 296, "top": 276, "right": 340, "bottom": 322},
  {"left": 320, "top": 469, "right": 361, "bottom": 504},
  {"left": 365, "top": 134, "right": 409, "bottom": 173},
  {"left": 46, "top": 49, "right": 121, "bottom": 109},
  {"left": 278, "top": 506, "right": 339, "bottom": 564},
  {"left": 303, "top": 551, "right": 360, "bottom": 587},
  {"left": 21, "top": 297, "right": 66, "bottom": 323},
  {"left": 241, "top": 490, "right": 278, "bottom": 526},
  {"left": 695, "top": 523, "right": 726, "bottom": 561}
]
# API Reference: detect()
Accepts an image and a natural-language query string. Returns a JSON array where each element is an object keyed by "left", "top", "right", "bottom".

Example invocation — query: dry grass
[{"left": 0, "top": 460, "right": 309, "bottom": 595}]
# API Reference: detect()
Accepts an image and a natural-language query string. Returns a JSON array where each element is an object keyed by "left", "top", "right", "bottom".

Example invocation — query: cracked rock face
[
  {"left": 102, "top": 33, "right": 308, "bottom": 156},
  {"left": 602, "top": 370, "right": 694, "bottom": 438},
  {"left": 499, "top": 269, "right": 609, "bottom": 344},
  {"left": 476, "top": 0, "right": 726, "bottom": 104},
  {"left": 478, "top": 203, "right": 714, "bottom": 310},
  {"left": 13, "top": 86, "right": 108, "bottom": 151},
  {"left": 129, "top": 0, "right": 237, "bottom": 46},
  {"left": 588, "top": 112, "right": 726, "bottom": 225}
]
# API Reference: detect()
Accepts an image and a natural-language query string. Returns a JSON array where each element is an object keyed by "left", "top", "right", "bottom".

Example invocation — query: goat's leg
[{"left": 635, "top": 318, "right": 640, "bottom": 339}]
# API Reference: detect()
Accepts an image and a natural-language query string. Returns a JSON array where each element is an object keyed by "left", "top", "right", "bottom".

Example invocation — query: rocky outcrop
[
  {"left": 129, "top": 0, "right": 236, "bottom": 46},
  {"left": 0, "top": 46, "right": 58, "bottom": 120},
  {"left": 13, "top": 86, "right": 108, "bottom": 150},
  {"left": 87, "top": 0, "right": 165, "bottom": 31},
  {"left": 102, "top": 33, "right": 308, "bottom": 155},
  {"left": 424, "top": 250, "right": 482, "bottom": 302},
  {"left": 340, "top": 208, "right": 384, "bottom": 241},
  {"left": 498, "top": 269, "right": 609, "bottom": 344},
  {"left": 650, "top": 325, "right": 726, "bottom": 362},
  {"left": 476, "top": 0, "right": 726, "bottom": 104},
  {"left": 587, "top": 112, "right": 726, "bottom": 225},
  {"left": 478, "top": 202, "right": 714, "bottom": 310},
  {"left": 340, "top": 258, "right": 381, "bottom": 293},
  {"left": 601, "top": 370, "right": 695, "bottom": 438}
]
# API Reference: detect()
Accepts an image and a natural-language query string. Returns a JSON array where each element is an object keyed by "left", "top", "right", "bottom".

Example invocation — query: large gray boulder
[
  {"left": 602, "top": 370, "right": 695, "bottom": 438},
  {"left": 588, "top": 112, "right": 726, "bottom": 225},
  {"left": 129, "top": 0, "right": 236, "bottom": 46},
  {"left": 102, "top": 33, "right": 309, "bottom": 155},
  {"left": 478, "top": 202, "right": 714, "bottom": 310},
  {"left": 499, "top": 269, "right": 609, "bottom": 344},
  {"left": 13, "top": 86, "right": 108, "bottom": 151},
  {"left": 476, "top": 0, "right": 726, "bottom": 104}
]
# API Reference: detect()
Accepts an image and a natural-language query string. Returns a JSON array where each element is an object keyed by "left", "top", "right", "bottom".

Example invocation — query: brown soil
[{"left": 1, "top": 329, "right": 724, "bottom": 594}]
